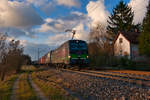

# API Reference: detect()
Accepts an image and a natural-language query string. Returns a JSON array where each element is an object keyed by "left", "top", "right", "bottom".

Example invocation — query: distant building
[{"left": 113, "top": 31, "right": 145, "bottom": 61}]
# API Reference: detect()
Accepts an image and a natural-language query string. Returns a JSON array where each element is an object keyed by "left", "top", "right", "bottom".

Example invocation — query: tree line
[
  {"left": 88, "top": 0, "right": 150, "bottom": 68},
  {"left": 0, "top": 33, "right": 31, "bottom": 81}
]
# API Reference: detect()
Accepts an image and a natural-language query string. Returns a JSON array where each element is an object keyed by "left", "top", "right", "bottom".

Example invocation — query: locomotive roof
[
  {"left": 68, "top": 39, "right": 86, "bottom": 42},
  {"left": 61, "top": 39, "right": 86, "bottom": 45}
]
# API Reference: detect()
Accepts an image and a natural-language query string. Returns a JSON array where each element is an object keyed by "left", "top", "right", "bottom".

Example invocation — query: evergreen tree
[
  {"left": 139, "top": 1, "right": 150, "bottom": 57},
  {"left": 107, "top": 1, "right": 134, "bottom": 35}
]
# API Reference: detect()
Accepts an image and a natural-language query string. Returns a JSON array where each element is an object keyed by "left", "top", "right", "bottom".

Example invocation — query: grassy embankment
[
  {"left": 0, "top": 65, "right": 38, "bottom": 100},
  {"left": 32, "top": 71, "right": 78, "bottom": 100},
  {"left": 16, "top": 73, "right": 40, "bottom": 100},
  {"left": 0, "top": 75, "right": 17, "bottom": 100},
  {"left": 16, "top": 65, "right": 40, "bottom": 100}
]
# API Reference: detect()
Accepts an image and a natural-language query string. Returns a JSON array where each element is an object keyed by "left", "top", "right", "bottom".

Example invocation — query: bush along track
[{"left": 0, "top": 75, "right": 18, "bottom": 100}]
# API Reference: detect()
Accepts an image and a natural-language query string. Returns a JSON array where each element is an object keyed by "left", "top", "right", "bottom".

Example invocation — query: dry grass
[
  {"left": 32, "top": 71, "right": 78, "bottom": 100},
  {"left": 21, "top": 65, "right": 37, "bottom": 71},
  {"left": 106, "top": 70, "right": 150, "bottom": 76},
  {"left": 0, "top": 75, "right": 17, "bottom": 100},
  {"left": 16, "top": 73, "right": 39, "bottom": 100}
]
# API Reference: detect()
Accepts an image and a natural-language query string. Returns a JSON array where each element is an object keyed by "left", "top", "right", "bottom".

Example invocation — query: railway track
[
  {"left": 83, "top": 70, "right": 150, "bottom": 81},
  {"left": 34, "top": 68, "right": 150, "bottom": 100},
  {"left": 62, "top": 69, "right": 150, "bottom": 88}
]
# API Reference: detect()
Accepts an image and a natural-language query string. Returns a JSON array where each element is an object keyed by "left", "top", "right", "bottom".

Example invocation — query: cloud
[
  {"left": 26, "top": 0, "right": 49, "bottom": 7},
  {"left": 47, "top": 33, "right": 72, "bottom": 46},
  {"left": 128, "top": 0, "right": 149, "bottom": 24},
  {"left": 26, "top": 0, "right": 56, "bottom": 16},
  {"left": 0, "top": 27, "right": 27, "bottom": 38},
  {"left": 19, "top": 39, "right": 28, "bottom": 46},
  {"left": 46, "top": 22, "right": 89, "bottom": 47},
  {"left": 60, "top": 11, "right": 86, "bottom": 21},
  {"left": 56, "top": 0, "right": 80, "bottom": 8},
  {"left": 35, "top": 12, "right": 88, "bottom": 33},
  {"left": 34, "top": 10, "right": 90, "bottom": 49},
  {"left": 34, "top": 11, "right": 89, "bottom": 49},
  {"left": 73, "top": 23, "right": 89, "bottom": 40},
  {"left": 0, "top": 0, "right": 43, "bottom": 28},
  {"left": 34, "top": 18, "right": 67, "bottom": 33},
  {"left": 40, "top": 2, "right": 56, "bottom": 16},
  {"left": 86, "top": 0, "right": 110, "bottom": 27}
]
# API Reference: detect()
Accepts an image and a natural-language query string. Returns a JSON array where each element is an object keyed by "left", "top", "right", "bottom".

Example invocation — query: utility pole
[
  {"left": 38, "top": 48, "right": 39, "bottom": 62},
  {"left": 37, "top": 48, "right": 50, "bottom": 62}
]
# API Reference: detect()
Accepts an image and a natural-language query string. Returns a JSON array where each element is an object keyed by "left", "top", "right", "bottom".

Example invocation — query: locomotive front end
[{"left": 68, "top": 40, "right": 89, "bottom": 67}]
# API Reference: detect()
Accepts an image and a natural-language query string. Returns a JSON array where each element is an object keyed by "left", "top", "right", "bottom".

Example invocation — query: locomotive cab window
[{"left": 70, "top": 41, "right": 87, "bottom": 50}]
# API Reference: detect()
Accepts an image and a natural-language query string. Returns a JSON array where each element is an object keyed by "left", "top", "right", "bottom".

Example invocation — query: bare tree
[
  {"left": 7, "top": 40, "right": 24, "bottom": 73},
  {"left": 88, "top": 24, "right": 113, "bottom": 67},
  {"left": 0, "top": 33, "right": 24, "bottom": 81},
  {"left": 88, "top": 24, "right": 112, "bottom": 54},
  {"left": 0, "top": 33, "right": 8, "bottom": 81}
]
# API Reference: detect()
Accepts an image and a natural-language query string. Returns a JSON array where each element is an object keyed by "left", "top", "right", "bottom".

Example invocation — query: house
[{"left": 113, "top": 31, "right": 143, "bottom": 61}]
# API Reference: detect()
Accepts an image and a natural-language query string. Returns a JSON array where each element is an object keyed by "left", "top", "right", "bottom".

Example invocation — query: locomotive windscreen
[{"left": 69, "top": 40, "right": 87, "bottom": 50}]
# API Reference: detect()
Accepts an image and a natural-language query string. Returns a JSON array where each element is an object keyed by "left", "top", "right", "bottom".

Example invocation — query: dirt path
[
  {"left": 10, "top": 75, "right": 20, "bottom": 100},
  {"left": 28, "top": 74, "right": 49, "bottom": 100},
  {"left": 11, "top": 74, "right": 48, "bottom": 100}
]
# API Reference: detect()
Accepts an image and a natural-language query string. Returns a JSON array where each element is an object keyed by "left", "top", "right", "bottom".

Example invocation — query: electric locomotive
[{"left": 50, "top": 39, "right": 89, "bottom": 69}]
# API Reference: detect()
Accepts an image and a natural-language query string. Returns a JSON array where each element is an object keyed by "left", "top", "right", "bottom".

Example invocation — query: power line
[{"left": 37, "top": 48, "right": 50, "bottom": 61}]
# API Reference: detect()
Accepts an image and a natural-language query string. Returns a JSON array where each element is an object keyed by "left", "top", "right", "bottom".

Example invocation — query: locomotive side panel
[
  {"left": 51, "top": 41, "right": 70, "bottom": 64},
  {"left": 61, "top": 42, "right": 69, "bottom": 64}
]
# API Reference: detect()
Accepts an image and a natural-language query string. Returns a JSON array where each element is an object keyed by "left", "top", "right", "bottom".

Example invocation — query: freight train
[{"left": 38, "top": 40, "right": 89, "bottom": 69}]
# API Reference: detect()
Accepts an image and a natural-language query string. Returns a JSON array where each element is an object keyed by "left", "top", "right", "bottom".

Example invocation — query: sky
[{"left": 0, "top": 0, "right": 149, "bottom": 60}]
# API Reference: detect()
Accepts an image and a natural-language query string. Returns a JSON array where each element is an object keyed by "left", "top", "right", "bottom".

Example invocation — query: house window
[
  {"left": 120, "top": 50, "right": 123, "bottom": 55},
  {"left": 119, "top": 38, "right": 123, "bottom": 43}
]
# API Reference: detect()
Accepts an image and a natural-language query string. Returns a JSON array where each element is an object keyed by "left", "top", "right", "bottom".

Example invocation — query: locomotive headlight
[
  {"left": 87, "top": 56, "right": 89, "bottom": 58},
  {"left": 68, "top": 55, "right": 71, "bottom": 58}
]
